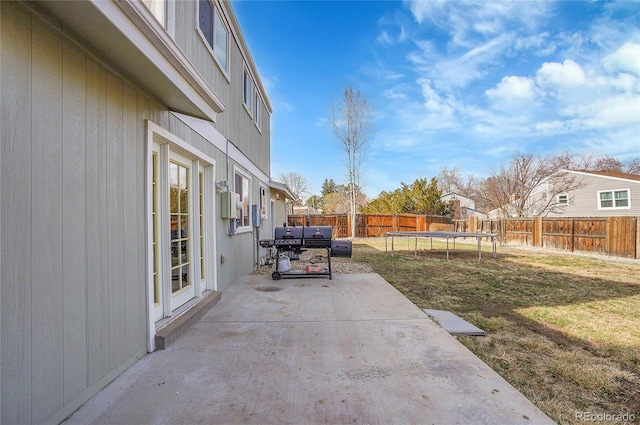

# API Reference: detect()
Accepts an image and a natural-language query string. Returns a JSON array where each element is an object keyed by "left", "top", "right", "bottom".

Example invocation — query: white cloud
[
  {"left": 406, "top": 0, "right": 551, "bottom": 45},
  {"left": 536, "top": 59, "right": 586, "bottom": 89},
  {"left": 562, "top": 93, "right": 640, "bottom": 129},
  {"left": 383, "top": 87, "right": 409, "bottom": 100},
  {"left": 377, "top": 31, "right": 393, "bottom": 46},
  {"left": 513, "top": 32, "right": 556, "bottom": 56},
  {"left": 409, "top": 34, "right": 513, "bottom": 91},
  {"left": 416, "top": 78, "right": 457, "bottom": 128},
  {"left": 604, "top": 42, "right": 640, "bottom": 76},
  {"left": 486, "top": 76, "right": 536, "bottom": 101}
]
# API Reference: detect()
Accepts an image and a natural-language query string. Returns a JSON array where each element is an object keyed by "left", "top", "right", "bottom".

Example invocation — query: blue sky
[{"left": 232, "top": 0, "right": 640, "bottom": 199}]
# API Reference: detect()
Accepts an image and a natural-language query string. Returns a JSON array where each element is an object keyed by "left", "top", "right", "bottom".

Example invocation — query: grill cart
[{"left": 260, "top": 226, "right": 351, "bottom": 280}]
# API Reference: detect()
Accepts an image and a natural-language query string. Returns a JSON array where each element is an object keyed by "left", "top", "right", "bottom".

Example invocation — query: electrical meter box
[
  {"left": 252, "top": 204, "right": 261, "bottom": 228},
  {"left": 221, "top": 191, "right": 240, "bottom": 219}
]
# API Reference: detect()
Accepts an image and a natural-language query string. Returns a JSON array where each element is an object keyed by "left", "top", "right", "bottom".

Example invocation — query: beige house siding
[{"left": 546, "top": 172, "right": 640, "bottom": 217}]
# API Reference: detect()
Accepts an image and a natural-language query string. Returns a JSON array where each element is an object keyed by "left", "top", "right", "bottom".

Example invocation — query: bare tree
[
  {"left": 624, "top": 158, "right": 640, "bottom": 175},
  {"left": 437, "top": 165, "right": 479, "bottom": 198},
  {"left": 279, "top": 172, "right": 310, "bottom": 214},
  {"left": 330, "top": 86, "right": 373, "bottom": 237},
  {"left": 437, "top": 166, "right": 462, "bottom": 194},
  {"left": 479, "top": 153, "right": 584, "bottom": 218},
  {"left": 549, "top": 152, "right": 640, "bottom": 174}
]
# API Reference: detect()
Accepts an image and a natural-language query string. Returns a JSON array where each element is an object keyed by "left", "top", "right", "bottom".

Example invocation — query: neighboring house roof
[
  {"left": 441, "top": 192, "right": 476, "bottom": 209},
  {"left": 292, "top": 206, "right": 323, "bottom": 215},
  {"left": 441, "top": 192, "right": 475, "bottom": 201},
  {"left": 460, "top": 207, "right": 488, "bottom": 219},
  {"left": 269, "top": 180, "right": 295, "bottom": 200},
  {"left": 567, "top": 170, "right": 640, "bottom": 182}
]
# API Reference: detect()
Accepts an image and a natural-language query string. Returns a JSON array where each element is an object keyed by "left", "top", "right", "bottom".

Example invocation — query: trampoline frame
[{"left": 384, "top": 231, "right": 498, "bottom": 260}]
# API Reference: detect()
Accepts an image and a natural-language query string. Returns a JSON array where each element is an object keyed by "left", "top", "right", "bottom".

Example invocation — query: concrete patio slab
[{"left": 62, "top": 273, "right": 553, "bottom": 425}]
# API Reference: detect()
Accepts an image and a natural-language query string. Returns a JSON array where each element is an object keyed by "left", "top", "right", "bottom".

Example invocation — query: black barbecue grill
[
  {"left": 302, "top": 226, "right": 332, "bottom": 248},
  {"left": 260, "top": 226, "right": 351, "bottom": 280},
  {"left": 274, "top": 226, "right": 303, "bottom": 247}
]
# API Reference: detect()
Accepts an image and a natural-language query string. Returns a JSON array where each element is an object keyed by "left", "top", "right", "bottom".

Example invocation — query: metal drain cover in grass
[{"left": 424, "top": 309, "right": 485, "bottom": 336}]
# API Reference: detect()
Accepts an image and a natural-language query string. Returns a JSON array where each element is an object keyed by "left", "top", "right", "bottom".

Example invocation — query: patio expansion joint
[{"left": 199, "top": 317, "right": 429, "bottom": 324}]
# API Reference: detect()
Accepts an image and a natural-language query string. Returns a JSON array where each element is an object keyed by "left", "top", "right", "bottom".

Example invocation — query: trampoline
[{"left": 385, "top": 231, "right": 498, "bottom": 260}]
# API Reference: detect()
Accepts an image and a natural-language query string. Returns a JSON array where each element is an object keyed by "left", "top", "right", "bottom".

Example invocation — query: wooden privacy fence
[
  {"left": 454, "top": 216, "right": 639, "bottom": 259},
  {"left": 288, "top": 214, "right": 639, "bottom": 259},
  {"left": 288, "top": 214, "right": 452, "bottom": 238}
]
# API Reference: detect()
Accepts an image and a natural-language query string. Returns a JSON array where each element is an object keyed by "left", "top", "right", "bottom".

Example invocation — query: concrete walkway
[{"left": 62, "top": 274, "right": 554, "bottom": 425}]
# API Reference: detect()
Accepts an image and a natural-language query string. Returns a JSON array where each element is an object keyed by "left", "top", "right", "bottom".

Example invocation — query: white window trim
[
  {"left": 196, "top": 0, "right": 231, "bottom": 81},
  {"left": 258, "top": 183, "right": 268, "bottom": 222},
  {"left": 255, "top": 93, "right": 263, "bottom": 132},
  {"left": 234, "top": 166, "right": 252, "bottom": 233},
  {"left": 145, "top": 120, "right": 217, "bottom": 352},
  {"left": 243, "top": 65, "right": 254, "bottom": 118},
  {"left": 597, "top": 188, "right": 631, "bottom": 210},
  {"left": 556, "top": 193, "right": 568, "bottom": 205}
]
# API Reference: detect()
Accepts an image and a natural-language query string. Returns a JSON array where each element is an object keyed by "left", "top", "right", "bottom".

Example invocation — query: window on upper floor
[
  {"left": 255, "top": 94, "right": 262, "bottom": 131},
  {"left": 598, "top": 189, "right": 630, "bottom": 209},
  {"left": 198, "top": 0, "right": 228, "bottom": 72},
  {"left": 243, "top": 67, "right": 253, "bottom": 115}
]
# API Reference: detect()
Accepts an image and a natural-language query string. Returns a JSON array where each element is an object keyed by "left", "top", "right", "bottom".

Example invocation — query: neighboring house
[
  {"left": 488, "top": 170, "right": 640, "bottom": 218},
  {"left": 441, "top": 192, "right": 488, "bottom": 219},
  {"left": 293, "top": 205, "right": 323, "bottom": 215},
  {"left": 543, "top": 170, "right": 640, "bottom": 217},
  {"left": 1, "top": 1, "right": 291, "bottom": 423}
]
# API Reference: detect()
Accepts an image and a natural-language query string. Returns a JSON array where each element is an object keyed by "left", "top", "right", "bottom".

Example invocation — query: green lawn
[{"left": 345, "top": 237, "right": 640, "bottom": 423}]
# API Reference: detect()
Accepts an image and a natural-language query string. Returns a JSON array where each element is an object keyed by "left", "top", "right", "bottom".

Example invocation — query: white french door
[
  {"left": 146, "top": 121, "right": 217, "bottom": 350},
  {"left": 150, "top": 140, "right": 215, "bottom": 324},
  {"left": 168, "top": 152, "right": 196, "bottom": 310}
]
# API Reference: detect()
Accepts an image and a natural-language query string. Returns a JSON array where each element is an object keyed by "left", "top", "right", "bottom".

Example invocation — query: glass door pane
[{"left": 169, "top": 160, "right": 191, "bottom": 295}]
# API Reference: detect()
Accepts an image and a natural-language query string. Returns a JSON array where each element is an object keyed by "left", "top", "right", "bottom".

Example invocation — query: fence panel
[
  {"left": 606, "top": 216, "right": 637, "bottom": 258},
  {"left": 505, "top": 219, "right": 534, "bottom": 246},
  {"left": 288, "top": 214, "right": 349, "bottom": 237},
  {"left": 397, "top": 214, "right": 418, "bottom": 232},
  {"left": 541, "top": 218, "right": 572, "bottom": 251},
  {"left": 361, "top": 214, "right": 394, "bottom": 237},
  {"left": 573, "top": 218, "right": 606, "bottom": 254}
]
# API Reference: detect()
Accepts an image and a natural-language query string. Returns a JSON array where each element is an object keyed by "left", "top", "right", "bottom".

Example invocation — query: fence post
[
  {"left": 533, "top": 216, "right": 542, "bottom": 247},
  {"left": 605, "top": 217, "right": 615, "bottom": 256},
  {"left": 570, "top": 218, "right": 575, "bottom": 252},
  {"left": 633, "top": 217, "right": 640, "bottom": 259},
  {"left": 469, "top": 215, "right": 478, "bottom": 233}
]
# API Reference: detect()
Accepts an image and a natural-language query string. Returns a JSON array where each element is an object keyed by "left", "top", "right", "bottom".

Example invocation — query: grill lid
[
  {"left": 274, "top": 226, "right": 303, "bottom": 240},
  {"left": 303, "top": 226, "right": 332, "bottom": 240}
]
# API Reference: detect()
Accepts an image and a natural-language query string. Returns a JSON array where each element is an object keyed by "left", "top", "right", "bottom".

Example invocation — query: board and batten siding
[
  {"left": 1, "top": 3, "right": 168, "bottom": 424},
  {"left": 168, "top": 115, "right": 258, "bottom": 289},
  {"left": 172, "top": 0, "right": 271, "bottom": 176},
  {"left": 548, "top": 173, "right": 640, "bottom": 217}
]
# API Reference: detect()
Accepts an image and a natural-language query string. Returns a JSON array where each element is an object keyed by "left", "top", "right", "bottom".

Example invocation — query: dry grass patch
[{"left": 345, "top": 238, "right": 640, "bottom": 423}]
